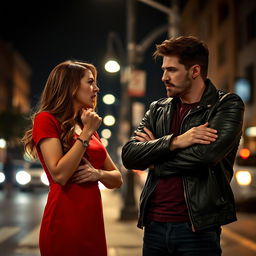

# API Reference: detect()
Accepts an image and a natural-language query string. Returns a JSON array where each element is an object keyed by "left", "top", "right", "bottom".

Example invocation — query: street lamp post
[
  {"left": 119, "top": 0, "right": 138, "bottom": 221},
  {"left": 137, "top": 0, "right": 180, "bottom": 38},
  {"left": 105, "top": 0, "right": 180, "bottom": 221}
]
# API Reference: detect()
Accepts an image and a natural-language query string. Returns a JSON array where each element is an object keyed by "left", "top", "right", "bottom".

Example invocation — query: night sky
[
  {"left": 0, "top": 0, "right": 187, "bottom": 158},
  {"left": 0, "top": 0, "right": 174, "bottom": 112}
]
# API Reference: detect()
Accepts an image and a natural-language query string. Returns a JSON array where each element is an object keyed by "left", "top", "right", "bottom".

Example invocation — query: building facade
[
  {"left": 0, "top": 41, "right": 31, "bottom": 161},
  {"left": 236, "top": 0, "right": 256, "bottom": 150},
  {"left": 181, "top": 0, "right": 256, "bottom": 150},
  {"left": 0, "top": 41, "right": 31, "bottom": 113}
]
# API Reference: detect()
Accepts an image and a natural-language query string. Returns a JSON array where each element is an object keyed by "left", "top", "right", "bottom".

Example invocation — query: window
[
  {"left": 199, "top": 0, "right": 207, "bottom": 11},
  {"left": 246, "top": 9, "right": 256, "bottom": 42},
  {"left": 199, "top": 15, "right": 212, "bottom": 40},
  {"left": 218, "top": 1, "right": 229, "bottom": 25},
  {"left": 235, "top": 64, "right": 254, "bottom": 104},
  {"left": 245, "top": 64, "right": 254, "bottom": 103},
  {"left": 235, "top": 78, "right": 251, "bottom": 103},
  {"left": 218, "top": 40, "right": 226, "bottom": 66}
]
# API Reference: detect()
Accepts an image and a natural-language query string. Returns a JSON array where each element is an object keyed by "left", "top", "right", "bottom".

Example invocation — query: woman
[{"left": 22, "top": 60, "right": 123, "bottom": 256}]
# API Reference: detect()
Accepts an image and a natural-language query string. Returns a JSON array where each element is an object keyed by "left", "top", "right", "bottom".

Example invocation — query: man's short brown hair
[{"left": 153, "top": 36, "right": 209, "bottom": 80}]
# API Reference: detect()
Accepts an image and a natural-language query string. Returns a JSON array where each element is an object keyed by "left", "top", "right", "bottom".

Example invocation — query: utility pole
[
  {"left": 138, "top": 0, "right": 180, "bottom": 37},
  {"left": 120, "top": 0, "right": 138, "bottom": 220},
  {"left": 119, "top": 0, "right": 180, "bottom": 220},
  {"left": 168, "top": 0, "right": 180, "bottom": 37}
]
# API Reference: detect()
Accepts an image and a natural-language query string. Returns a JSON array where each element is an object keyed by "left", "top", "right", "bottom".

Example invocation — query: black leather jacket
[{"left": 122, "top": 79, "right": 245, "bottom": 231}]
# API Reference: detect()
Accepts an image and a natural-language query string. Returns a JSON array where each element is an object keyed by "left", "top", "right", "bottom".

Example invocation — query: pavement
[{"left": 101, "top": 187, "right": 143, "bottom": 256}]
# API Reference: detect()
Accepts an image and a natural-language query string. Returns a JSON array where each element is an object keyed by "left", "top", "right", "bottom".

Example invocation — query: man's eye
[{"left": 162, "top": 68, "right": 177, "bottom": 72}]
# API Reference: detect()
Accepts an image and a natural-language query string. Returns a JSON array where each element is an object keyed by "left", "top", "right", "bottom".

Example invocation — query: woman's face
[{"left": 73, "top": 70, "right": 99, "bottom": 110}]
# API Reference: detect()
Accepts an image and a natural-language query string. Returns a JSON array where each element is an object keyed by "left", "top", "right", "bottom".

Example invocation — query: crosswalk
[
  {"left": 0, "top": 226, "right": 21, "bottom": 244},
  {"left": 0, "top": 225, "right": 40, "bottom": 256},
  {"left": 1, "top": 223, "right": 256, "bottom": 256},
  {"left": 0, "top": 225, "right": 141, "bottom": 256},
  {"left": 18, "top": 225, "right": 40, "bottom": 247}
]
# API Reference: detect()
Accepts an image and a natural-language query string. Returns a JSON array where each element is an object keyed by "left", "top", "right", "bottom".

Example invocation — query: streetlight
[
  {"left": 101, "top": 128, "right": 112, "bottom": 139},
  {"left": 0, "top": 138, "right": 7, "bottom": 149},
  {"left": 104, "top": 60, "right": 120, "bottom": 73},
  {"left": 102, "top": 94, "right": 116, "bottom": 105},
  {"left": 104, "top": 0, "right": 180, "bottom": 221},
  {"left": 103, "top": 115, "right": 116, "bottom": 126},
  {"left": 104, "top": 31, "right": 125, "bottom": 72}
]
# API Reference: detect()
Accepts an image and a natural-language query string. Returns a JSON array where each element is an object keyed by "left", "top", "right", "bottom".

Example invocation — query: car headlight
[
  {"left": 40, "top": 172, "right": 49, "bottom": 186},
  {"left": 16, "top": 171, "right": 31, "bottom": 185},
  {"left": 0, "top": 172, "right": 5, "bottom": 183},
  {"left": 235, "top": 170, "right": 252, "bottom": 186}
]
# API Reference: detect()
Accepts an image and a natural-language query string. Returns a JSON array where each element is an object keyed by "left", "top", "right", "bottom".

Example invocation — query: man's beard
[{"left": 165, "top": 73, "right": 191, "bottom": 98}]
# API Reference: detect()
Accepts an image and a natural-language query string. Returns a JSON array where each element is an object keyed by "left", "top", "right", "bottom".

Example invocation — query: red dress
[{"left": 32, "top": 112, "right": 108, "bottom": 256}]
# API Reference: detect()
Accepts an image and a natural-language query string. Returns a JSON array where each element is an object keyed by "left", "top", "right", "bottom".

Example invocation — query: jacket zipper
[
  {"left": 183, "top": 178, "right": 196, "bottom": 232},
  {"left": 140, "top": 176, "right": 158, "bottom": 227},
  {"left": 179, "top": 105, "right": 202, "bottom": 131},
  {"left": 179, "top": 105, "right": 204, "bottom": 232}
]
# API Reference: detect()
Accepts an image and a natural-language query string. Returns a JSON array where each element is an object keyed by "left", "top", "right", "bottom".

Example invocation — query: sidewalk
[{"left": 101, "top": 188, "right": 143, "bottom": 256}]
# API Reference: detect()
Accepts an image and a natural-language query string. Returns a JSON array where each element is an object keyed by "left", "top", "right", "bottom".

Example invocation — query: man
[{"left": 121, "top": 36, "right": 244, "bottom": 256}]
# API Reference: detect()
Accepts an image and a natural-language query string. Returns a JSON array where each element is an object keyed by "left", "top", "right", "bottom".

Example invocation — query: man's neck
[{"left": 180, "top": 79, "right": 205, "bottom": 104}]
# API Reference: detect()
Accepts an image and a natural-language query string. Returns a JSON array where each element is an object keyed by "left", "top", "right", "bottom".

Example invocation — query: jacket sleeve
[
  {"left": 154, "top": 93, "right": 245, "bottom": 176},
  {"left": 121, "top": 101, "right": 175, "bottom": 170}
]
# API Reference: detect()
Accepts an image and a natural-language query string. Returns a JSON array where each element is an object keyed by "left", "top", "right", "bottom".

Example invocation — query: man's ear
[{"left": 191, "top": 65, "right": 201, "bottom": 79}]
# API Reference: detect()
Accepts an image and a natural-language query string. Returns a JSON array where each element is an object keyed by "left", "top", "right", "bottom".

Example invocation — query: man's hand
[
  {"left": 170, "top": 122, "right": 218, "bottom": 151},
  {"left": 135, "top": 127, "right": 156, "bottom": 142}
]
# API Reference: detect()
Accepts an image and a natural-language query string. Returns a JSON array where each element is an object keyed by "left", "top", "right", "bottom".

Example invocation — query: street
[{"left": 0, "top": 187, "right": 256, "bottom": 256}]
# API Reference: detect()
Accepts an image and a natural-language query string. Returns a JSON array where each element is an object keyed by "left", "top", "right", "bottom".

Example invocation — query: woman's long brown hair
[{"left": 21, "top": 60, "right": 97, "bottom": 159}]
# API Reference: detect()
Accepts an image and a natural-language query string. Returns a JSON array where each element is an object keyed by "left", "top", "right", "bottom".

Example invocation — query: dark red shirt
[{"left": 147, "top": 99, "right": 198, "bottom": 222}]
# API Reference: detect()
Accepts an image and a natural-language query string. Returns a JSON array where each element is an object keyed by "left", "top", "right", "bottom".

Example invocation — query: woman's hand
[
  {"left": 81, "top": 108, "right": 102, "bottom": 134},
  {"left": 72, "top": 157, "right": 102, "bottom": 184}
]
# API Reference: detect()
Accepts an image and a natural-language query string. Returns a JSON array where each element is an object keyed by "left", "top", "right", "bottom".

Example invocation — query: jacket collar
[{"left": 198, "top": 79, "right": 219, "bottom": 107}]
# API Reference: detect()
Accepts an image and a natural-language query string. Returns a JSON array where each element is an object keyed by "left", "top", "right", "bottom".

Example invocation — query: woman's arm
[
  {"left": 39, "top": 109, "right": 101, "bottom": 186},
  {"left": 100, "top": 152, "right": 123, "bottom": 189},
  {"left": 39, "top": 131, "right": 91, "bottom": 186}
]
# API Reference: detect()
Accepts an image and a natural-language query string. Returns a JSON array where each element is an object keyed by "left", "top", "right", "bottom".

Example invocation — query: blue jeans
[{"left": 143, "top": 221, "right": 222, "bottom": 256}]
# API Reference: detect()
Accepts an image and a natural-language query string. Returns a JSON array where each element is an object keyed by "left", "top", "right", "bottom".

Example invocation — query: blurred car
[
  {"left": 0, "top": 169, "right": 5, "bottom": 189},
  {"left": 0, "top": 160, "right": 16, "bottom": 189},
  {"left": 231, "top": 148, "right": 256, "bottom": 204},
  {"left": 15, "top": 161, "right": 49, "bottom": 191}
]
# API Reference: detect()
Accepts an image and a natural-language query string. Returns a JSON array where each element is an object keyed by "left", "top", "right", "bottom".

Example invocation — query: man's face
[{"left": 161, "top": 56, "right": 193, "bottom": 98}]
